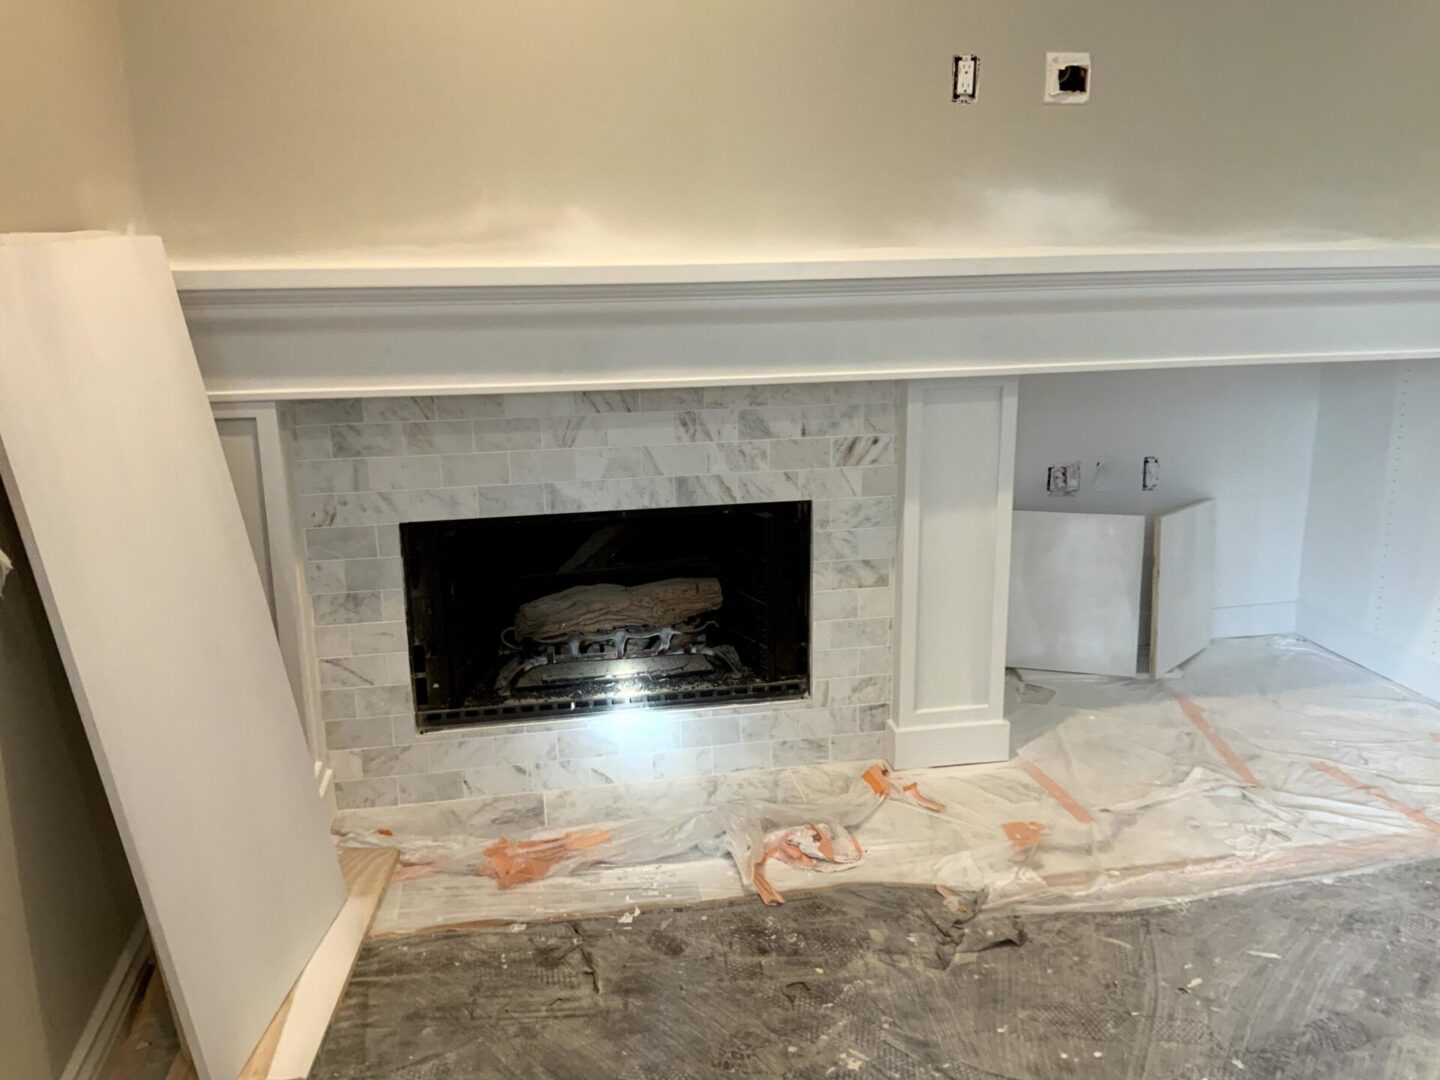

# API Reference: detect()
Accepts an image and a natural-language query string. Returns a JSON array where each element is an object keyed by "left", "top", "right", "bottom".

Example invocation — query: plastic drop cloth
[{"left": 346, "top": 636, "right": 1440, "bottom": 931}]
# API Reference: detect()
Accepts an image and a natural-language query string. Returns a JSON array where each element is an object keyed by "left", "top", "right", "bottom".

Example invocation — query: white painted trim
[
  {"left": 1211, "top": 601, "right": 1298, "bottom": 638},
  {"left": 894, "top": 378, "right": 1018, "bottom": 767},
  {"left": 211, "top": 402, "right": 328, "bottom": 784},
  {"left": 889, "top": 717, "right": 1011, "bottom": 771},
  {"left": 1298, "top": 603, "right": 1440, "bottom": 704},
  {"left": 177, "top": 258, "right": 1440, "bottom": 400},
  {"left": 58, "top": 921, "right": 149, "bottom": 1080}
]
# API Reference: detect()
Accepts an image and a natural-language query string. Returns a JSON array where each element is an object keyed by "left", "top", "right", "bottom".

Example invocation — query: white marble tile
[
  {"left": 332, "top": 423, "right": 403, "bottom": 458},
  {"left": 831, "top": 732, "right": 888, "bottom": 761},
  {"left": 826, "top": 674, "right": 891, "bottom": 706},
  {"left": 509, "top": 449, "right": 577, "bottom": 483},
  {"left": 329, "top": 749, "right": 364, "bottom": 782},
  {"left": 306, "top": 560, "right": 346, "bottom": 594},
  {"left": 397, "top": 771, "right": 465, "bottom": 804},
  {"left": 863, "top": 404, "right": 897, "bottom": 433},
  {"left": 799, "top": 405, "right": 864, "bottom": 437},
  {"left": 739, "top": 712, "right": 799, "bottom": 742},
  {"left": 313, "top": 625, "right": 351, "bottom": 658},
  {"left": 813, "top": 591, "right": 858, "bottom": 621},
  {"left": 475, "top": 484, "right": 547, "bottom": 516},
  {"left": 439, "top": 452, "right": 509, "bottom": 486},
  {"left": 491, "top": 730, "right": 559, "bottom": 766},
  {"left": 365, "top": 456, "right": 444, "bottom": 491},
  {"left": 826, "top": 496, "right": 894, "bottom": 531},
  {"left": 769, "top": 438, "right": 832, "bottom": 470},
  {"left": 320, "top": 654, "right": 393, "bottom": 690},
  {"left": 675, "top": 474, "right": 739, "bottom": 505},
  {"left": 290, "top": 426, "right": 336, "bottom": 460},
  {"left": 321, "top": 690, "right": 357, "bottom": 720},
  {"left": 500, "top": 392, "right": 576, "bottom": 418},
  {"left": 706, "top": 441, "right": 769, "bottom": 473},
  {"left": 653, "top": 747, "right": 713, "bottom": 780},
  {"left": 575, "top": 390, "right": 641, "bottom": 413},
  {"left": 380, "top": 589, "right": 407, "bottom": 621},
  {"left": 295, "top": 459, "right": 367, "bottom": 494},
  {"left": 312, "top": 591, "right": 384, "bottom": 624},
  {"left": 434, "top": 395, "right": 506, "bottom": 420},
  {"left": 344, "top": 557, "right": 403, "bottom": 591},
  {"left": 349, "top": 621, "right": 405, "bottom": 655},
  {"left": 460, "top": 764, "right": 535, "bottom": 797},
  {"left": 535, "top": 755, "right": 652, "bottom": 790},
  {"left": 334, "top": 792, "right": 546, "bottom": 837},
  {"left": 300, "top": 492, "right": 405, "bottom": 528},
  {"left": 541, "top": 415, "right": 607, "bottom": 448},
  {"left": 828, "top": 558, "right": 891, "bottom": 589},
  {"left": 773, "top": 737, "right": 831, "bottom": 766},
  {"left": 817, "top": 617, "right": 890, "bottom": 650},
  {"left": 334, "top": 778, "right": 398, "bottom": 810},
  {"left": 855, "top": 647, "right": 893, "bottom": 676},
  {"left": 326, "top": 716, "right": 394, "bottom": 750},
  {"left": 713, "top": 742, "right": 772, "bottom": 773},
  {"left": 832, "top": 434, "right": 895, "bottom": 467},
  {"left": 680, "top": 715, "right": 741, "bottom": 747},
  {"left": 643, "top": 444, "right": 710, "bottom": 476},
  {"left": 860, "top": 466, "right": 898, "bottom": 497},
  {"left": 361, "top": 745, "right": 429, "bottom": 777},
  {"left": 470, "top": 417, "right": 543, "bottom": 450},
  {"left": 406, "top": 488, "right": 480, "bottom": 522},
  {"left": 427, "top": 738, "right": 496, "bottom": 772},
  {"left": 640, "top": 388, "right": 706, "bottom": 411},
  {"left": 813, "top": 649, "right": 859, "bottom": 679},
  {"left": 403, "top": 420, "right": 474, "bottom": 454},
  {"left": 575, "top": 446, "right": 649, "bottom": 479},
  {"left": 364, "top": 397, "right": 437, "bottom": 422},
  {"left": 547, "top": 478, "right": 673, "bottom": 513},
  {"left": 353, "top": 684, "right": 412, "bottom": 718},
  {"left": 796, "top": 468, "right": 863, "bottom": 499},
  {"left": 857, "top": 589, "right": 894, "bottom": 619},
  {"left": 738, "top": 408, "right": 801, "bottom": 440}
]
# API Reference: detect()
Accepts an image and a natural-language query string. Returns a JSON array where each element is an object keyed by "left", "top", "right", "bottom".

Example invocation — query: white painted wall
[
  {"left": 1013, "top": 365, "right": 1322, "bottom": 637},
  {"left": 1299, "top": 362, "right": 1440, "bottom": 701}
]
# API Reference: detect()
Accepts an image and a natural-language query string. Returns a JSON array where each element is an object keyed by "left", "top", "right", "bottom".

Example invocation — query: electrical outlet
[
  {"left": 1045, "top": 52, "right": 1091, "bottom": 104},
  {"left": 1142, "top": 456, "right": 1160, "bottom": 491},
  {"left": 952, "top": 55, "right": 978, "bottom": 103},
  {"left": 1047, "top": 462, "right": 1081, "bottom": 496}
]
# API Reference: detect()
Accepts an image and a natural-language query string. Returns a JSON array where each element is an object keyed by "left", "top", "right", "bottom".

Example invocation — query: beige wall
[
  {"left": 116, "top": 1, "right": 1440, "bottom": 265},
  {"left": 0, "top": 0, "right": 143, "bottom": 233},
  {"left": 0, "top": 482, "right": 141, "bottom": 1079}
]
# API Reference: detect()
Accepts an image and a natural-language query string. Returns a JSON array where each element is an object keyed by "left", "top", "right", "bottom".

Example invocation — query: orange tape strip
[
  {"left": 1020, "top": 761, "right": 1094, "bottom": 824},
  {"left": 1313, "top": 762, "right": 1440, "bottom": 837},
  {"left": 1171, "top": 690, "right": 1262, "bottom": 788}
]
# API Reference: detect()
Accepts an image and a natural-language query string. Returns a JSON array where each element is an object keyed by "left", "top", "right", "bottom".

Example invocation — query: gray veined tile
[
  {"left": 499, "top": 392, "right": 577, "bottom": 418},
  {"left": 440, "top": 452, "right": 510, "bottom": 487},
  {"left": 328, "top": 749, "right": 364, "bottom": 782},
  {"left": 294, "top": 459, "right": 367, "bottom": 494},
  {"left": 353, "top": 684, "right": 413, "bottom": 718},
  {"left": 471, "top": 417, "right": 544, "bottom": 450},
  {"left": 640, "top": 388, "right": 706, "bottom": 411},
  {"left": 313, "top": 625, "right": 351, "bottom": 659},
  {"left": 509, "top": 449, "right": 578, "bottom": 483},
  {"left": 490, "top": 730, "right": 559, "bottom": 766},
  {"left": 300, "top": 491, "right": 405, "bottom": 528},
  {"left": 403, "top": 420, "right": 474, "bottom": 454},
  {"left": 675, "top": 473, "right": 739, "bottom": 506},
  {"left": 575, "top": 446, "right": 650, "bottom": 480},
  {"left": 312, "top": 591, "right": 384, "bottom": 625},
  {"left": 344, "top": 557, "right": 404, "bottom": 591},
  {"left": 460, "top": 764, "right": 535, "bottom": 798},
  {"left": 713, "top": 742, "right": 773, "bottom": 773},
  {"left": 547, "top": 477, "right": 673, "bottom": 513},
  {"left": 404, "top": 488, "right": 480, "bottom": 522},
  {"left": 290, "top": 425, "right": 336, "bottom": 460},
  {"left": 772, "top": 738, "right": 831, "bottom": 767},
  {"left": 856, "top": 589, "right": 894, "bottom": 618},
  {"left": 326, "top": 716, "right": 394, "bottom": 750},
  {"left": 363, "top": 397, "right": 437, "bottom": 422},
  {"left": 334, "top": 778, "right": 398, "bottom": 810},
  {"left": 832, "top": 381, "right": 899, "bottom": 404},
  {"left": 643, "top": 444, "right": 710, "bottom": 476},
  {"left": 542, "top": 415, "right": 607, "bottom": 449},
  {"left": 360, "top": 745, "right": 430, "bottom": 777},
  {"left": 856, "top": 647, "right": 894, "bottom": 676},
  {"left": 350, "top": 621, "right": 406, "bottom": 655},
  {"left": 817, "top": 617, "right": 890, "bottom": 650},
  {"left": 738, "top": 407, "right": 801, "bottom": 440},
  {"left": 575, "top": 390, "right": 641, "bottom": 413},
  {"left": 800, "top": 404, "right": 865, "bottom": 437},
  {"left": 434, "top": 394, "right": 506, "bottom": 420},
  {"left": 320, "top": 654, "right": 393, "bottom": 689},
  {"left": 397, "top": 771, "right": 465, "bottom": 804},
  {"left": 652, "top": 747, "right": 714, "bottom": 780},
  {"left": 833, "top": 434, "right": 895, "bottom": 467},
  {"left": 306, "top": 560, "right": 347, "bottom": 594},
  {"left": 737, "top": 471, "right": 802, "bottom": 502},
  {"left": 832, "top": 732, "right": 888, "bottom": 762},
  {"left": 364, "top": 456, "right": 444, "bottom": 491},
  {"left": 427, "top": 738, "right": 497, "bottom": 772},
  {"left": 813, "top": 590, "right": 859, "bottom": 621},
  {"left": 706, "top": 441, "right": 769, "bottom": 473},
  {"left": 863, "top": 404, "right": 898, "bottom": 433},
  {"left": 332, "top": 423, "right": 404, "bottom": 458},
  {"left": 768, "top": 438, "right": 833, "bottom": 470},
  {"left": 827, "top": 558, "right": 891, "bottom": 589},
  {"left": 674, "top": 410, "right": 737, "bottom": 443},
  {"left": 796, "top": 468, "right": 863, "bottom": 499},
  {"left": 475, "top": 484, "right": 547, "bottom": 516},
  {"left": 859, "top": 466, "right": 898, "bottom": 497},
  {"left": 321, "top": 690, "right": 357, "bottom": 721}
]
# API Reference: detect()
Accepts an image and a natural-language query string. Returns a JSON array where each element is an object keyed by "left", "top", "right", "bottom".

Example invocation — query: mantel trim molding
[{"left": 177, "top": 254, "right": 1440, "bottom": 400}]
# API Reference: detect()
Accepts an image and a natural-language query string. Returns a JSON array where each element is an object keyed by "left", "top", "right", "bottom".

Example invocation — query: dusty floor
[{"left": 313, "top": 859, "right": 1440, "bottom": 1079}]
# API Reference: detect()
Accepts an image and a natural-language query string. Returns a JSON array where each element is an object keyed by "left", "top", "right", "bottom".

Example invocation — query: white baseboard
[
  {"left": 1297, "top": 602, "right": 1440, "bottom": 704},
  {"left": 1212, "top": 600, "right": 1297, "bottom": 638},
  {"left": 889, "top": 717, "right": 1011, "bottom": 770},
  {"left": 59, "top": 920, "right": 150, "bottom": 1080}
]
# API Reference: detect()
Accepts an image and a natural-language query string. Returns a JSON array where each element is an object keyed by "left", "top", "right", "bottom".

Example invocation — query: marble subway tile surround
[{"left": 282, "top": 382, "right": 898, "bottom": 815}]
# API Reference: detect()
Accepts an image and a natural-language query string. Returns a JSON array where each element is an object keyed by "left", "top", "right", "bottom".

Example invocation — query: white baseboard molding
[
  {"left": 889, "top": 717, "right": 1011, "bottom": 770},
  {"left": 1297, "top": 603, "right": 1440, "bottom": 704},
  {"left": 1212, "top": 600, "right": 1298, "bottom": 639},
  {"left": 59, "top": 920, "right": 150, "bottom": 1080}
]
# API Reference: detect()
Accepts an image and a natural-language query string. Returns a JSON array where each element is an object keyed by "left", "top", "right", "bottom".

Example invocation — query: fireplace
[{"left": 400, "top": 501, "right": 812, "bottom": 729}]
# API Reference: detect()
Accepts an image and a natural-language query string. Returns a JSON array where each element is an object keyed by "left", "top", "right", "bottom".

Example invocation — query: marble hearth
[{"left": 283, "top": 381, "right": 899, "bottom": 814}]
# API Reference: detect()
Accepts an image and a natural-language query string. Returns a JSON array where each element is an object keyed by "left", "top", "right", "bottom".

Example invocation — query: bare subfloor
[{"left": 312, "top": 859, "right": 1440, "bottom": 1079}]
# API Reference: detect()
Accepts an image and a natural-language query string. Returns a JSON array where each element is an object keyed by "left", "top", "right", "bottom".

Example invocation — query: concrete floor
[{"left": 313, "top": 858, "right": 1440, "bottom": 1079}]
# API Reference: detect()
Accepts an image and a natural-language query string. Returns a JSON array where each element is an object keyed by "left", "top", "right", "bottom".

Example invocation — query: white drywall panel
[
  {"left": 1007, "top": 511, "right": 1145, "bottom": 677},
  {"left": 1300, "top": 362, "right": 1440, "bottom": 699},
  {"left": 893, "top": 379, "right": 1015, "bottom": 767},
  {"left": 1150, "top": 500, "right": 1216, "bottom": 674},
  {"left": 0, "top": 234, "right": 345, "bottom": 1080},
  {"left": 1014, "top": 365, "right": 1320, "bottom": 637}
]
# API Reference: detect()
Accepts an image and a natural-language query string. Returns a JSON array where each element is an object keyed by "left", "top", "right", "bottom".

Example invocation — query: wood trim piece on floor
[
  {"left": 240, "top": 847, "right": 398, "bottom": 1080},
  {"left": 60, "top": 920, "right": 151, "bottom": 1080}
]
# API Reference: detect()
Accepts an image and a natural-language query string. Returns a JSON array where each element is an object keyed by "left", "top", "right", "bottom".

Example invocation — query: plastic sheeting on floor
[{"left": 354, "top": 636, "right": 1440, "bottom": 935}]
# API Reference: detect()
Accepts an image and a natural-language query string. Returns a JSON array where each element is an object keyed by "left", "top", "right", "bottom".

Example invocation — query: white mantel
[{"left": 178, "top": 248, "right": 1440, "bottom": 402}]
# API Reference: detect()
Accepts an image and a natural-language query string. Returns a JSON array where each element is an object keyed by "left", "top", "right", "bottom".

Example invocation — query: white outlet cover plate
[{"left": 1045, "top": 51, "right": 1091, "bottom": 103}]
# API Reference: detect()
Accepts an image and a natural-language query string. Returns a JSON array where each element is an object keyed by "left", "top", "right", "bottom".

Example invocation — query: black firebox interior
[{"left": 400, "top": 501, "right": 811, "bottom": 729}]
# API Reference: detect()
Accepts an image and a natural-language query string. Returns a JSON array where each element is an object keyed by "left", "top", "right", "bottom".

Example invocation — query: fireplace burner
[{"left": 400, "top": 501, "right": 811, "bottom": 729}]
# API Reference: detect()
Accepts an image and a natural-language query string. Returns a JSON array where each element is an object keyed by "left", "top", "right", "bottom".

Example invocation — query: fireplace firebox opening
[{"left": 400, "top": 501, "right": 811, "bottom": 729}]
